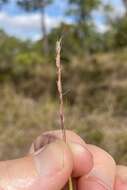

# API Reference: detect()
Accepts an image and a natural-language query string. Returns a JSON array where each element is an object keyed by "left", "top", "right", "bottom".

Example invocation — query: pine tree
[
  {"left": 1, "top": 0, "right": 53, "bottom": 54},
  {"left": 67, "top": 0, "right": 102, "bottom": 50},
  {"left": 17, "top": 0, "right": 53, "bottom": 54}
]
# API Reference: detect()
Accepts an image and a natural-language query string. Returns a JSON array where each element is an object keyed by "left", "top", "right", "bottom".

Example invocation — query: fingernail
[
  {"left": 83, "top": 177, "right": 109, "bottom": 190},
  {"left": 34, "top": 140, "right": 65, "bottom": 177}
]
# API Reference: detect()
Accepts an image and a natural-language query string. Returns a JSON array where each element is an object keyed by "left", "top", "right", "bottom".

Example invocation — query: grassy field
[{"left": 0, "top": 50, "right": 127, "bottom": 166}]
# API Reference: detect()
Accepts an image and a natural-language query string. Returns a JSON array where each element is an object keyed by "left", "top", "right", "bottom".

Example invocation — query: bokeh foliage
[{"left": 0, "top": 0, "right": 127, "bottom": 166}]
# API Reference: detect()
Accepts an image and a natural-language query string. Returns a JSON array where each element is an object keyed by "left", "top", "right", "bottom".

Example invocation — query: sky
[{"left": 0, "top": 0, "right": 125, "bottom": 41}]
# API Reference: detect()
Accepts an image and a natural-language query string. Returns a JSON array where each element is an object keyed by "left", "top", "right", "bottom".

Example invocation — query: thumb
[
  {"left": 33, "top": 140, "right": 73, "bottom": 190},
  {"left": 0, "top": 140, "right": 73, "bottom": 190}
]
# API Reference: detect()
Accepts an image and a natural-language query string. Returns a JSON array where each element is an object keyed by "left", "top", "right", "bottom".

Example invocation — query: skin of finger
[
  {"left": 0, "top": 141, "right": 73, "bottom": 190},
  {"left": 29, "top": 130, "right": 87, "bottom": 153},
  {"left": 0, "top": 130, "right": 93, "bottom": 190},
  {"left": 30, "top": 130, "right": 94, "bottom": 177},
  {"left": 78, "top": 144, "right": 116, "bottom": 190},
  {"left": 0, "top": 156, "right": 38, "bottom": 190},
  {"left": 31, "top": 141, "right": 74, "bottom": 190},
  {"left": 115, "top": 165, "right": 127, "bottom": 190},
  {"left": 44, "top": 130, "right": 86, "bottom": 147}
]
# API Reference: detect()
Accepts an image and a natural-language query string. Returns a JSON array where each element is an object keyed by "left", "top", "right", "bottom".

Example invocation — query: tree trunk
[
  {"left": 41, "top": 7, "right": 49, "bottom": 55},
  {"left": 123, "top": 0, "right": 127, "bottom": 15}
]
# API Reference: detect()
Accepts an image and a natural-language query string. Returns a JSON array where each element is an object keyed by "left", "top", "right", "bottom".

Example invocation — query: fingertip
[
  {"left": 78, "top": 144, "right": 116, "bottom": 190},
  {"left": 41, "top": 130, "right": 94, "bottom": 178},
  {"left": 69, "top": 142, "right": 93, "bottom": 177},
  {"left": 33, "top": 140, "right": 74, "bottom": 190},
  {"left": 115, "top": 165, "right": 127, "bottom": 190},
  {"left": 34, "top": 140, "right": 73, "bottom": 177}
]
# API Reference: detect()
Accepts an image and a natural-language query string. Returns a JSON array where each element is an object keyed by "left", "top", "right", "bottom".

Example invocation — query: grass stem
[
  {"left": 56, "top": 39, "right": 74, "bottom": 190},
  {"left": 69, "top": 177, "right": 73, "bottom": 190}
]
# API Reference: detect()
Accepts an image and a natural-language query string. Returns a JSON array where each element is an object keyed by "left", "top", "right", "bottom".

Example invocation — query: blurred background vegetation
[{"left": 0, "top": 0, "right": 127, "bottom": 165}]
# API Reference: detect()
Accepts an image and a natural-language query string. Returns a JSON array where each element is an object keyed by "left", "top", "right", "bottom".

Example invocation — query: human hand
[{"left": 0, "top": 130, "right": 126, "bottom": 190}]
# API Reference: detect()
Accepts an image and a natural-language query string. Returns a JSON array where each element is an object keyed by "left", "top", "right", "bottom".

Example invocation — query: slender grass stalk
[
  {"left": 56, "top": 38, "right": 66, "bottom": 142},
  {"left": 56, "top": 39, "right": 74, "bottom": 190},
  {"left": 69, "top": 177, "right": 73, "bottom": 190}
]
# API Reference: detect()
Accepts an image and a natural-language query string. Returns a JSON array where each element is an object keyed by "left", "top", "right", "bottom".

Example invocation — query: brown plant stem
[
  {"left": 56, "top": 38, "right": 66, "bottom": 142},
  {"left": 56, "top": 39, "right": 74, "bottom": 190}
]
